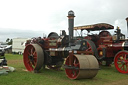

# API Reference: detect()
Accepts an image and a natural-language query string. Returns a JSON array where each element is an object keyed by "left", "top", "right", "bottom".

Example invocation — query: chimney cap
[
  {"left": 126, "top": 17, "right": 128, "bottom": 21},
  {"left": 68, "top": 10, "right": 75, "bottom": 17}
]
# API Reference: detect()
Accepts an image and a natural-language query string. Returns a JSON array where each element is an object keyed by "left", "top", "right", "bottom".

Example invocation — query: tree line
[{"left": 6, "top": 38, "right": 12, "bottom": 45}]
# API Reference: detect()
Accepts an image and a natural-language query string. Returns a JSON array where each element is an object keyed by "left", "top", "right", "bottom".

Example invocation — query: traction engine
[
  {"left": 23, "top": 11, "right": 99, "bottom": 79},
  {"left": 74, "top": 18, "right": 128, "bottom": 74}
]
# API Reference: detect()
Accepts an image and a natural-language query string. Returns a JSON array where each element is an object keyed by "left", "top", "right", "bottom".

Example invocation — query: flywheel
[{"left": 84, "top": 39, "right": 104, "bottom": 60}]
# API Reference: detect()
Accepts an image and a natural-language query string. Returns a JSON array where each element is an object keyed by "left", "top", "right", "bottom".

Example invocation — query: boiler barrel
[{"left": 108, "top": 42, "right": 128, "bottom": 51}]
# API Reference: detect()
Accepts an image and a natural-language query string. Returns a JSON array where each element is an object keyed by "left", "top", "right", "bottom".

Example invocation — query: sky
[{"left": 0, "top": 0, "right": 128, "bottom": 42}]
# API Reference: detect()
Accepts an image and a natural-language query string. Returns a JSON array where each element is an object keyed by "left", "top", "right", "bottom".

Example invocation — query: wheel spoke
[
  {"left": 72, "top": 70, "right": 78, "bottom": 77},
  {"left": 27, "top": 50, "right": 31, "bottom": 56},
  {"left": 125, "top": 63, "right": 128, "bottom": 71},
  {"left": 31, "top": 47, "right": 34, "bottom": 54},
  {"left": 124, "top": 54, "right": 127, "bottom": 61},
  {"left": 122, "top": 65, "right": 124, "bottom": 71},
  {"left": 74, "top": 63, "right": 79, "bottom": 67},
  {"left": 33, "top": 53, "right": 37, "bottom": 59},
  {"left": 33, "top": 51, "right": 36, "bottom": 56},
  {"left": 73, "top": 57, "right": 77, "bottom": 63},
  {"left": 119, "top": 56, "right": 123, "bottom": 60},
  {"left": 32, "top": 60, "right": 36, "bottom": 65},
  {"left": 71, "top": 70, "right": 74, "bottom": 77},
  {"left": 27, "top": 60, "right": 33, "bottom": 68},
  {"left": 117, "top": 62, "right": 122, "bottom": 65},
  {"left": 119, "top": 65, "right": 124, "bottom": 69},
  {"left": 73, "top": 57, "right": 79, "bottom": 67},
  {"left": 86, "top": 47, "right": 91, "bottom": 51},
  {"left": 117, "top": 60, "right": 121, "bottom": 62}
]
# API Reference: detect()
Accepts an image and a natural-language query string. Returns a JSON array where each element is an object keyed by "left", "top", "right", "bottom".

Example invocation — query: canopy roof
[{"left": 74, "top": 23, "right": 114, "bottom": 31}]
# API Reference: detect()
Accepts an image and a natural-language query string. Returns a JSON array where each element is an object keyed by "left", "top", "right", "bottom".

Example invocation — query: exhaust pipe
[{"left": 67, "top": 10, "right": 75, "bottom": 46}]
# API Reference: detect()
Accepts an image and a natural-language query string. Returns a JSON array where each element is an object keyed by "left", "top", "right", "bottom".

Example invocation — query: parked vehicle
[
  {"left": 12, "top": 38, "right": 30, "bottom": 54},
  {"left": 0, "top": 46, "right": 5, "bottom": 56}
]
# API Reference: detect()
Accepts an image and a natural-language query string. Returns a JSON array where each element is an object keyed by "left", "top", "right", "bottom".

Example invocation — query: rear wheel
[
  {"left": 114, "top": 50, "right": 128, "bottom": 73},
  {"left": 23, "top": 44, "right": 44, "bottom": 72}
]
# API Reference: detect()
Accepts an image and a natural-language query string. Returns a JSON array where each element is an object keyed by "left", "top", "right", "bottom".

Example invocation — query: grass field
[{"left": 0, "top": 54, "right": 128, "bottom": 85}]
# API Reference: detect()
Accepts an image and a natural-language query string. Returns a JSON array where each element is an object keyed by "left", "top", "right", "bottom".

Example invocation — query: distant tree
[
  {"left": 6, "top": 38, "right": 12, "bottom": 45},
  {"left": 8, "top": 39, "right": 12, "bottom": 45},
  {"left": 6, "top": 38, "right": 10, "bottom": 43}
]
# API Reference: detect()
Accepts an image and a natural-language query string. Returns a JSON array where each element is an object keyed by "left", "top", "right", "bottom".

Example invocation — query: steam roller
[{"left": 23, "top": 10, "right": 99, "bottom": 79}]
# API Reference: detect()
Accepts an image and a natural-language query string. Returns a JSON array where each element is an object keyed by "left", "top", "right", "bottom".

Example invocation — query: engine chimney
[
  {"left": 67, "top": 10, "right": 75, "bottom": 46},
  {"left": 126, "top": 17, "right": 128, "bottom": 38}
]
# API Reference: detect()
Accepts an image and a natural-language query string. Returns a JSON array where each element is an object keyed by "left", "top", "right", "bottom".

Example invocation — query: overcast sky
[{"left": 0, "top": 0, "right": 128, "bottom": 42}]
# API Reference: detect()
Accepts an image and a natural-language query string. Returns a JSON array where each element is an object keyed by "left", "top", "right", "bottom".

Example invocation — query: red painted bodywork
[{"left": 79, "top": 24, "right": 125, "bottom": 60}]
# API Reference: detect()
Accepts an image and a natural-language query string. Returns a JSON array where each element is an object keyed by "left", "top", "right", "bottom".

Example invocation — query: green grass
[{"left": 0, "top": 54, "right": 128, "bottom": 85}]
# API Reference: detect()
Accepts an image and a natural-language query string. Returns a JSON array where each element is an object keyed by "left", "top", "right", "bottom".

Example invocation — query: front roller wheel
[
  {"left": 65, "top": 55, "right": 99, "bottom": 79},
  {"left": 23, "top": 44, "right": 44, "bottom": 72},
  {"left": 114, "top": 50, "right": 128, "bottom": 74}
]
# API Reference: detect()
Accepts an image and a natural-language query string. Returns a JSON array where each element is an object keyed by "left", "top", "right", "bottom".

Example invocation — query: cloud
[
  {"left": 0, "top": 28, "right": 46, "bottom": 42},
  {"left": 0, "top": 0, "right": 128, "bottom": 42}
]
